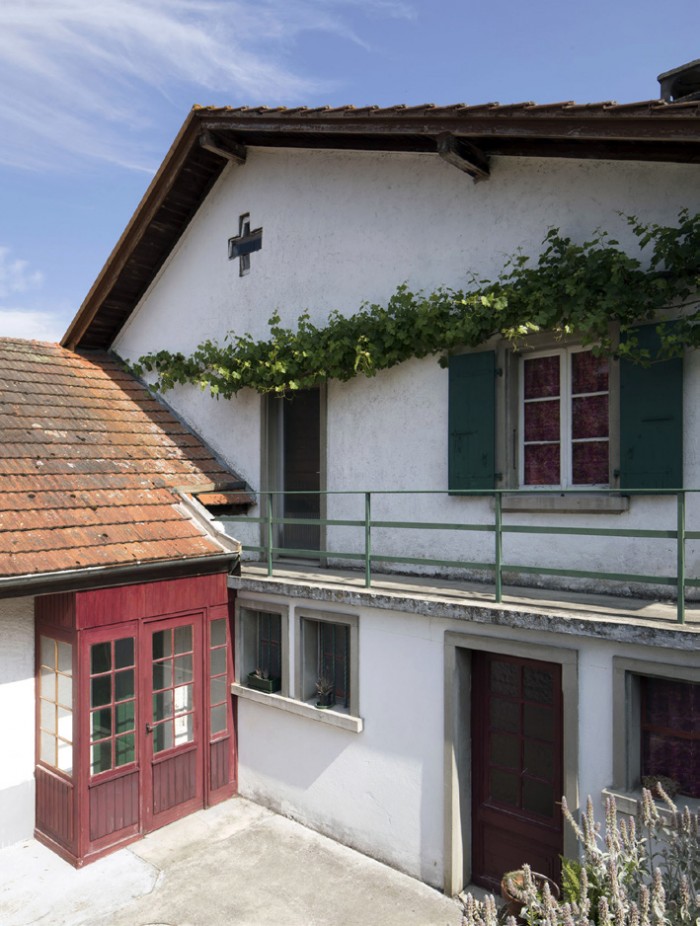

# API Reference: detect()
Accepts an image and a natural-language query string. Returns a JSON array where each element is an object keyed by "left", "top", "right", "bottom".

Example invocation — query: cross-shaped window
[{"left": 228, "top": 213, "right": 262, "bottom": 276}]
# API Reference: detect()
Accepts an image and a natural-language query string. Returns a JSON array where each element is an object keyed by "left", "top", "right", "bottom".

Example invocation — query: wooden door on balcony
[{"left": 471, "top": 652, "right": 563, "bottom": 891}]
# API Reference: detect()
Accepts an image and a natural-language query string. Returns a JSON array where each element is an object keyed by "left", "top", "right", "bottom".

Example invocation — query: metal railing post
[
  {"left": 494, "top": 491, "right": 503, "bottom": 603},
  {"left": 677, "top": 491, "right": 686, "bottom": 624},
  {"left": 267, "top": 492, "right": 274, "bottom": 577},
  {"left": 364, "top": 492, "right": 372, "bottom": 588}
]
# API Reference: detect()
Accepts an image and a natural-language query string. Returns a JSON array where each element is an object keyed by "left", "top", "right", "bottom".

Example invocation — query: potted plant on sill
[
  {"left": 247, "top": 667, "right": 281, "bottom": 694},
  {"left": 500, "top": 866, "right": 560, "bottom": 921},
  {"left": 315, "top": 675, "right": 335, "bottom": 709}
]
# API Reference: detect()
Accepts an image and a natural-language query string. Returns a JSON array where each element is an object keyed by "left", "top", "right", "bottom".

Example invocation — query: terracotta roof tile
[{"left": 0, "top": 339, "right": 249, "bottom": 581}]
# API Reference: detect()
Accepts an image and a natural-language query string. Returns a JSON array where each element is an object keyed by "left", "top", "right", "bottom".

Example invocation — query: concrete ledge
[
  {"left": 500, "top": 494, "right": 630, "bottom": 514},
  {"left": 231, "top": 683, "right": 364, "bottom": 733},
  {"left": 603, "top": 787, "right": 700, "bottom": 818}
]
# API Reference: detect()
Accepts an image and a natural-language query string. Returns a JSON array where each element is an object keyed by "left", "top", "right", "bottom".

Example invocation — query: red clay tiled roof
[{"left": 0, "top": 338, "right": 247, "bottom": 582}]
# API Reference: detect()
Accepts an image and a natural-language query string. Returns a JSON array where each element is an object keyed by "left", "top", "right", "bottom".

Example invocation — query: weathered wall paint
[{"left": 0, "top": 597, "right": 35, "bottom": 847}]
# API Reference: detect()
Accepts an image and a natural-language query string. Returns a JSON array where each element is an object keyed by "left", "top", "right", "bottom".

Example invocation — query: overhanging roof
[{"left": 62, "top": 99, "right": 700, "bottom": 351}]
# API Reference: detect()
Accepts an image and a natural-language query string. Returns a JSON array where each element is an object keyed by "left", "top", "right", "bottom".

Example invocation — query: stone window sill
[
  {"left": 231, "top": 682, "right": 363, "bottom": 733},
  {"left": 500, "top": 494, "right": 630, "bottom": 515},
  {"left": 603, "top": 787, "right": 700, "bottom": 818}
]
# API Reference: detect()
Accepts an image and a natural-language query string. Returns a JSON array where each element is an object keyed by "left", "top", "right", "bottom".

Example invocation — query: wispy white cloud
[
  {"left": 0, "top": 0, "right": 413, "bottom": 172},
  {"left": 0, "top": 247, "right": 44, "bottom": 300},
  {"left": 0, "top": 308, "right": 67, "bottom": 343}
]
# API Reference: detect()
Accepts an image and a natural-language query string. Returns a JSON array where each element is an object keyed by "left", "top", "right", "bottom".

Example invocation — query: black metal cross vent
[{"left": 228, "top": 213, "right": 262, "bottom": 276}]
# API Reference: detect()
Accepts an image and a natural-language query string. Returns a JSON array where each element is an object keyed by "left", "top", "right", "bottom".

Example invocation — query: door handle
[{"left": 145, "top": 722, "right": 153, "bottom": 734}]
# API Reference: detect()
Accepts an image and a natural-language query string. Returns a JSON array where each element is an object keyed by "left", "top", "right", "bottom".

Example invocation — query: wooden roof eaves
[{"left": 63, "top": 104, "right": 700, "bottom": 351}]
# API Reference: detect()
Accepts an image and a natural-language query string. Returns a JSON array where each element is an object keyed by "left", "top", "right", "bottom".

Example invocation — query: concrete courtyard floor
[{"left": 0, "top": 797, "right": 464, "bottom": 926}]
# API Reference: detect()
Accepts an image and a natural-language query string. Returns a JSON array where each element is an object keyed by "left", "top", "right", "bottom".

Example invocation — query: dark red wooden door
[
  {"left": 471, "top": 652, "right": 563, "bottom": 891},
  {"left": 142, "top": 614, "right": 205, "bottom": 831}
]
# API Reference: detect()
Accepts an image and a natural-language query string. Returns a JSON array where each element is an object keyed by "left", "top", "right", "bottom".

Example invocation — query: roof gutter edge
[{"left": 0, "top": 551, "right": 240, "bottom": 602}]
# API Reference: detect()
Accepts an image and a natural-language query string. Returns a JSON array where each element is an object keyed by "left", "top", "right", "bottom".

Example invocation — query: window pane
[
  {"left": 40, "top": 699, "right": 56, "bottom": 733},
  {"left": 40, "top": 666, "right": 54, "bottom": 699},
  {"left": 524, "top": 400, "right": 560, "bottom": 442},
  {"left": 91, "top": 642, "right": 110, "bottom": 675},
  {"left": 572, "top": 351, "right": 608, "bottom": 394},
  {"left": 524, "top": 355, "right": 560, "bottom": 399},
  {"left": 210, "top": 647, "right": 226, "bottom": 677},
  {"left": 115, "top": 669, "right": 134, "bottom": 702},
  {"left": 153, "top": 722, "right": 173, "bottom": 754},
  {"left": 174, "top": 625, "right": 192, "bottom": 655},
  {"left": 523, "top": 778, "right": 554, "bottom": 817},
  {"left": 491, "top": 661, "right": 519, "bottom": 697},
  {"left": 572, "top": 441, "right": 609, "bottom": 485},
  {"left": 491, "top": 733, "right": 519, "bottom": 769},
  {"left": 91, "top": 674, "right": 111, "bottom": 708},
  {"left": 152, "top": 660, "right": 172, "bottom": 691},
  {"left": 524, "top": 704, "right": 555, "bottom": 741},
  {"left": 57, "top": 672, "right": 72, "bottom": 709},
  {"left": 57, "top": 707, "right": 72, "bottom": 742},
  {"left": 174, "top": 712, "right": 194, "bottom": 746},
  {"left": 490, "top": 698, "right": 519, "bottom": 733},
  {"left": 115, "top": 637, "right": 134, "bottom": 669},
  {"left": 40, "top": 636, "right": 55, "bottom": 669},
  {"left": 152, "top": 630, "right": 171, "bottom": 660},
  {"left": 524, "top": 443, "right": 560, "bottom": 485},
  {"left": 115, "top": 734, "right": 135, "bottom": 768},
  {"left": 174, "top": 654, "right": 193, "bottom": 685},
  {"left": 91, "top": 741, "right": 112, "bottom": 775},
  {"left": 210, "top": 677, "right": 227, "bottom": 706},
  {"left": 490, "top": 770, "right": 519, "bottom": 806},
  {"left": 40, "top": 731, "right": 54, "bottom": 764},
  {"left": 57, "top": 642, "right": 72, "bottom": 675},
  {"left": 211, "top": 618, "right": 226, "bottom": 648},
  {"left": 91, "top": 708, "right": 111, "bottom": 741},
  {"left": 572, "top": 395, "right": 608, "bottom": 439},
  {"left": 153, "top": 690, "right": 173, "bottom": 722},
  {"left": 116, "top": 700, "right": 135, "bottom": 734},
  {"left": 210, "top": 704, "right": 227, "bottom": 734},
  {"left": 57, "top": 741, "right": 73, "bottom": 774},
  {"left": 523, "top": 667, "right": 553, "bottom": 704},
  {"left": 174, "top": 684, "right": 193, "bottom": 714},
  {"left": 524, "top": 740, "right": 554, "bottom": 781}
]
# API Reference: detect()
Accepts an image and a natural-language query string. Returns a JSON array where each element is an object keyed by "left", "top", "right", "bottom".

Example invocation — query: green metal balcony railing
[{"left": 220, "top": 489, "right": 700, "bottom": 624}]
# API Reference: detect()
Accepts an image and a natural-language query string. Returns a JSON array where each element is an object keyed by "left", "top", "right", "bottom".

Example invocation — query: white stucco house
[{"left": 2, "top": 62, "right": 699, "bottom": 893}]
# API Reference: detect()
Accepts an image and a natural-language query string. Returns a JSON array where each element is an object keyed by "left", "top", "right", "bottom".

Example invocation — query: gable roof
[
  {"left": 62, "top": 99, "right": 700, "bottom": 351},
  {"left": 0, "top": 338, "right": 248, "bottom": 597}
]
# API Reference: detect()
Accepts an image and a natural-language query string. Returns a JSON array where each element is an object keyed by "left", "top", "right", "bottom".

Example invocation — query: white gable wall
[
  {"left": 0, "top": 596, "right": 36, "bottom": 847},
  {"left": 114, "top": 148, "right": 700, "bottom": 585}
]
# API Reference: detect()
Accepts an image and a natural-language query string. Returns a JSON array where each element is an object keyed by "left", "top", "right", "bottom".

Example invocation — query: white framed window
[
  {"left": 519, "top": 346, "right": 610, "bottom": 489},
  {"left": 296, "top": 610, "right": 359, "bottom": 717},
  {"left": 235, "top": 599, "right": 289, "bottom": 696}
]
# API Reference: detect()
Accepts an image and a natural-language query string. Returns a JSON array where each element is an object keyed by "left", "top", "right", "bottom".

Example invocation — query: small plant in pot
[
  {"left": 247, "top": 667, "right": 281, "bottom": 694},
  {"left": 315, "top": 675, "right": 335, "bottom": 709},
  {"left": 500, "top": 865, "right": 560, "bottom": 921}
]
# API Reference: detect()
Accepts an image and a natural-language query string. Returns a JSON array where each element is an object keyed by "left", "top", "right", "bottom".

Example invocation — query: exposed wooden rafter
[
  {"left": 199, "top": 130, "right": 247, "bottom": 165},
  {"left": 436, "top": 134, "right": 490, "bottom": 181}
]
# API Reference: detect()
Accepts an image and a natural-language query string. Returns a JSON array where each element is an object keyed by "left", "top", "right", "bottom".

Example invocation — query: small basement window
[
  {"left": 640, "top": 676, "right": 700, "bottom": 798},
  {"left": 297, "top": 610, "right": 359, "bottom": 716},
  {"left": 236, "top": 601, "right": 289, "bottom": 696}
]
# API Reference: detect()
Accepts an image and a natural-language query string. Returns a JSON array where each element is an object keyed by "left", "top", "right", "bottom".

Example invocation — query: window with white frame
[
  {"left": 613, "top": 658, "right": 700, "bottom": 801},
  {"left": 236, "top": 601, "right": 288, "bottom": 695},
  {"left": 297, "top": 611, "right": 359, "bottom": 716},
  {"left": 520, "top": 347, "right": 610, "bottom": 488}
]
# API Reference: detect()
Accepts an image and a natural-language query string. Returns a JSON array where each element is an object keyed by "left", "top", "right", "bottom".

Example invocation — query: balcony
[{"left": 222, "top": 488, "right": 700, "bottom": 628}]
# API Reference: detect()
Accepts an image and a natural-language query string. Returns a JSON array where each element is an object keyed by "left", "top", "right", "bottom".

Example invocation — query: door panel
[
  {"left": 143, "top": 615, "right": 204, "bottom": 831},
  {"left": 471, "top": 652, "right": 563, "bottom": 891}
]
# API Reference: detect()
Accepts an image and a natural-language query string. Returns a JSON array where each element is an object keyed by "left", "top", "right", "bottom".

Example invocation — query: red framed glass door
[{"left": 142, "top": 614, "right": 204, "bottom": 831}]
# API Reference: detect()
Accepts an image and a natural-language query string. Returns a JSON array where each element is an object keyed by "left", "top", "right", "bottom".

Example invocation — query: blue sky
[{"left": 1, "top": 0, "right": 698, "bottom": 342}]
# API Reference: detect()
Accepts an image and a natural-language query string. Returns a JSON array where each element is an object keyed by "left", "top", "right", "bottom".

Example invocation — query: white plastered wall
[
  {"left": 113, "top": 148, "right": 700, "bottom": 588},
  {"left": 232, "top": 587, "right": 697, "bottom": 890},
  {"left": 0, "top": 596, "right": 35, "bottom": 847}
]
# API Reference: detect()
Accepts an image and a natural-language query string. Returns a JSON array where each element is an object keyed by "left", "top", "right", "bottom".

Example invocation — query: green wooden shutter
[
  {"left": 619, "top": 324, "right": 683, "bottom": 490},
  {"left": 448, "top": 351, "right": 496, "bottom": 490}
]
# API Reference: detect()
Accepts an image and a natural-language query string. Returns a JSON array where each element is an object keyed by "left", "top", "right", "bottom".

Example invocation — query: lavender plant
[{"left": 461, "top": 788, "right": 700, "bottom": 926}]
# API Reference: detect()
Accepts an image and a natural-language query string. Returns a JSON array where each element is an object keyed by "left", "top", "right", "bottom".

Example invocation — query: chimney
[{"left": 658, "top": 58, "right": 700, "bottom": 102}]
